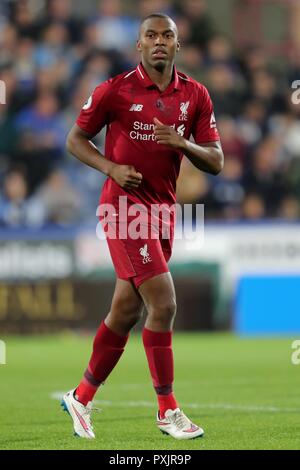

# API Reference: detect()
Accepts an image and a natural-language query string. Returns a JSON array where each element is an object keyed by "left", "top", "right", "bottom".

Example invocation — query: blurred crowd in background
[{"left": 1, "top": 0, "right": 300, "bottom": 228}]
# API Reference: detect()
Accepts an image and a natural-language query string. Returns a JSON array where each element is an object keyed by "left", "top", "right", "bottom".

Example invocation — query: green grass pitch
[{"left": 0, "top": 332, "right": 299, "bottom": 450}]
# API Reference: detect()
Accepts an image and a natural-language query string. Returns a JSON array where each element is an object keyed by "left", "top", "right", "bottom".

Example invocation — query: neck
[{"left": 141, "top": 58, "right": 174, "bottom": 92}]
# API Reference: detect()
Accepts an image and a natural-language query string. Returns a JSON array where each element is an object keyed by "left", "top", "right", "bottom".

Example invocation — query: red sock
[
  {"left": 142, "top": 327, "right": 179, "bottom": 418},
  {"left": 157, "top": 393, "right": 178, "bottom": 419},
  {"left": 75, "top": 376, "right": 98, "bottom": 407},
  {"left": 76, "top": 321, "right": 129, "bottom": 405}
]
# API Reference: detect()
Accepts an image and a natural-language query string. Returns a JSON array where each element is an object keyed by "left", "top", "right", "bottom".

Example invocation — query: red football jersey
[{"left": 76, "top": 63, "right": 219, "bottom": 216}]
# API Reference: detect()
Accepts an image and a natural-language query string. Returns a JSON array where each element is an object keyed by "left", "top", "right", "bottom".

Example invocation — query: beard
[{"left": 153, "top": 61, "right": 166, "bottom": 73}]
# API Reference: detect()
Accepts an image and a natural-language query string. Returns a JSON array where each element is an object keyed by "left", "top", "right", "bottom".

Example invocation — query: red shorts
[{"left": 104, "top": 222, "right": 174, "bottom": 289}]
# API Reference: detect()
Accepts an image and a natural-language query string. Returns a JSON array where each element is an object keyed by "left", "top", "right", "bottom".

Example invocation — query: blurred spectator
[
  {"left": 0, "top": 23, "right": 18, "bottom": 67},
  {"left": 14, "top": 37, "right": 36, "bottom": 93},
  {"left": 0, "top": 168, "right": 46, "bottom": 227},
  {"left": 208, "top": 156, "right": 245, "bottom": 219},
  {"left": 242, "top": 193, "right": 266, "bottom": 220},
  {"left": 91, "top": 0, "right": 138, "bottom": 53},
  {"left": 249, "top": 70, "right": 287, "bottom": 116},
  {"left": 278, "top": 196, "right": 300, "bottom": 221},
  {"left": 174, "top": 15, "right": 191, "bottom": 44},
  {"left": 36, "top": 0, "right": 84, "bottom": 44},
  {"left": 35, "top": 68, "right": 62, "bottom": 95},
  {"left": 81, "top": 50, "right": 113, "bottom": 89},
  {"left": 10, "top": 0, "right": 40, "bottom": 39},
  {"left": 35, "top": 22, "right": 70, "bottom": 70},
  {"left": 243, "top": 137, "right": 286, "bottom": 215},
  {"left": 0, "top": 104, "right": 17, "bottom": 161},
  {"left": 217, "top": 116, "right": 246, "bottom": 163},
  {"left": 207, "top": 64, "right": 243, "bottom": 116},
  {"left": 239, "top": 46, "right": 269, "bottom": 80},
  {"left": 237, "top": 100, "right": 267, "bottom": 149},
  {"left": 177, "top": 44, "right": 204, "bottom": 82},
  {"left": 13, "top": 91, "right": 67, "bottom": 190},
  {"left": 281, "top": 158, "right": 300, "bottom": 201},
  {"left": 269, "top": 107, "right": 300, "bottom": 162},
  {"left": 175, "top": 0, "right": 215, "bottom": 49},
  {"left": 0, "top": 0, "right": 10, "bottom": 18},
  {"left": 206, "top": 35, "right": 238, "bottom": 72},
  {"left": 12, "top": 132, "right": 51, "bottom": 192},
  {"left": 176, "top": 158, "right": 209, "bottom": 205},
  {"left": 37, "top": 169, "right": 83, "bottom": 225},
  {"left": 14, "top": 91, "right": 66, "bottom": 157}
]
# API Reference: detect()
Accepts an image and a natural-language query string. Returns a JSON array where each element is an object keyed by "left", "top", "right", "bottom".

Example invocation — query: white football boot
[
  {"left": 157, "top": 408, "right": 204, "bottom": 440},
  {"left": 61, "top": 389, "right": 96, "bottom": 439}
]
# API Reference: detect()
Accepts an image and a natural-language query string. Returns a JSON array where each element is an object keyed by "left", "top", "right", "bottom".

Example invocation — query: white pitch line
[{"left": 51, "top": 392, "right": 300, "bottom": 413}]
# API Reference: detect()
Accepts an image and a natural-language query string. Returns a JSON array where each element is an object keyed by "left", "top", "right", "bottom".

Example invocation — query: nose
[{"left": 155, "top": 34, "right": 166, "bottom": 46}]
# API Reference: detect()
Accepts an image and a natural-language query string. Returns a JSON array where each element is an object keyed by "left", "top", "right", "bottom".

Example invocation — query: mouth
[{"left": 152, "top": 49, "right": 168, "bottom": 59}]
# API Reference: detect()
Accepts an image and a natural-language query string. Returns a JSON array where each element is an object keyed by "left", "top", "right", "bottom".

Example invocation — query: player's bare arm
[
  {"left": 66, "top": 124, "right": 143, "bottom": 189},
  {"left": 153, "top": 117, "right": 224, "bottom": 175}
]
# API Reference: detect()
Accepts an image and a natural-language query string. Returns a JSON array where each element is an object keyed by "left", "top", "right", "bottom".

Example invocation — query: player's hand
[
  {"left": 153, "top": 117, "right": 185, "bottom": 149},
  {"left": 109, "top": 164, "right": 143, "bottom": 189}
]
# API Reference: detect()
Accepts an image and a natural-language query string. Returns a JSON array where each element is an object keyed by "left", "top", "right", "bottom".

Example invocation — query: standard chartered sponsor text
[{"left": 129, "top": 121, "right": 185, "bottom": 141}]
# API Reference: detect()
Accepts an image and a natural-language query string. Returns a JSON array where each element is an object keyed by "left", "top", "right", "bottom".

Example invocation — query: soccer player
[{"left": 62, "top": 13, "right": 224, "bottom": 440}]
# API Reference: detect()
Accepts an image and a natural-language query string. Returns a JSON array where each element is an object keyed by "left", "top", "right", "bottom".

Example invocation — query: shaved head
[{"left": 139, "top": 13, "right": 178, "bottom": 39}]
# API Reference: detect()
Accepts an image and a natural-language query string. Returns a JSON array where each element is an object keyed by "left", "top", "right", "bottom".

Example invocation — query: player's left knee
[{"left": 150, "top": 298, "right": 177, "bottom": 323}]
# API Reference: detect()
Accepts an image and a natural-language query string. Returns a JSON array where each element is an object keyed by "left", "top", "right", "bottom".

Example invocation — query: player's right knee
[{"left": 112, "top": 301, "right": 143, "bottom": 324}]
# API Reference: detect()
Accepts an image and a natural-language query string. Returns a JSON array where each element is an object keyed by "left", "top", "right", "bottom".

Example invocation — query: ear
[
  {"left": 136, "top": 39, "right": 142, "bottom": 52},
  {"left": 176, "top": 41, "right": 181, "bottom": 53}
]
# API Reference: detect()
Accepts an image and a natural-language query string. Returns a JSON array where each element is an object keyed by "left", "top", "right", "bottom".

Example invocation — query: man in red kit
[{"left": 62, "top": 13, "right": 224, "bottom": 440}]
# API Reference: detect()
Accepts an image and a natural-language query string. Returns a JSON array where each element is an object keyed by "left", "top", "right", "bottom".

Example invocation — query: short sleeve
[
  {"left": 76, "top": 80, "right": 113, "bottom": 136},
  {"left": 192, "top": 84, "right": 220, "bottom": 144}
]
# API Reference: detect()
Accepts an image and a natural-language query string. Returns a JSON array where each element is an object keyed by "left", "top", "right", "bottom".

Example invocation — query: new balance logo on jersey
[
  {"left": 179, "top": 101, "right": 190, "bottom": 121},
  {"left": 130, "top": 104, "right": 143, "bottom": 111},
  {"left": 139, "top": 244, "right": 152, "bottom": 264}
]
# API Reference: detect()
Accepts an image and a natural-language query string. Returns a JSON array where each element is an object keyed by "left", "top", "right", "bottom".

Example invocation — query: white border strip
[
  {"left": 137, "top": 65, "right": 144, "bottom": 79},
  {"left": 124, "top": 70, "right": 136, "bottom": 79},
  {"left": 178, "top": 75, "right": 189, "bottom": 81}
]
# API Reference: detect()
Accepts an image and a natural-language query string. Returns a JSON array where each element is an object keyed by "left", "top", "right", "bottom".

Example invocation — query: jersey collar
[{"left": 136, "top": 62, "right": 181, "bottom": 91}]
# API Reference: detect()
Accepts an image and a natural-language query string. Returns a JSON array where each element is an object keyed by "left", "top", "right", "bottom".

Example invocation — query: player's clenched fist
[
  {"left": 109, "top": 164, "right": 143, "bottom": 189},
  {"left": 153, "top": 117, "right": 184, "bottom": 149}
]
